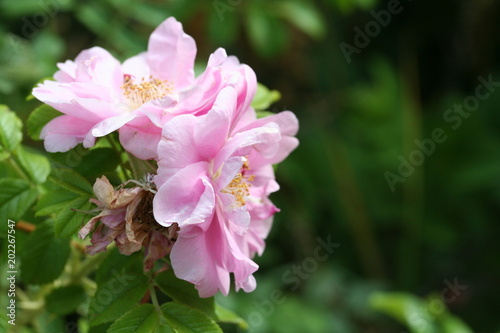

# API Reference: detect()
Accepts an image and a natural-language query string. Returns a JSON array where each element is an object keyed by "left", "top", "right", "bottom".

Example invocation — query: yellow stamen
[
  {"left": 121, "top": 74, "right": 174, "bottom": 109},
  {"left": 221, "top": 160, "right": 255, "bottom": 207}
]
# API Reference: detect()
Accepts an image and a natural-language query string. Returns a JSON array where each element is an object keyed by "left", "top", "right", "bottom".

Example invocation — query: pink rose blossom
[
  {"left": 33, "top": 18, "right": 194, "bottom": 157},
  {"left": 36, "top": 16, "right": 299, "bottom": 297},
  {"left": 153, "top": 87, "right": 298, "bottom": 296},
  {"left": 33, "top": 17, "right": 256, "bottom": 160}
]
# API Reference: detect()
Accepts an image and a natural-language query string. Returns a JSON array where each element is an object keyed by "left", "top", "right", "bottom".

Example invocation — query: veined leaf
[
  {"left": 108, "top": 304, "right": 174, "bottom": 333},
  {"left": 35, "top": 189, "right": 79, "bottom": 216},
  {"left": 161, "top": 302, "right": 223, "bottom": 333},
  {"left": 14, "top": 145, "right": 51, "bottom": 184},
  {"left": 27, "top": 103, "right": 62, "bottom": 140},
  {"left": 49, "top": 168, "right": 93, "bottom": 195},
  {"left": 54, "top": 196, "right": 92, "bottom": 238},
  {"left": 20, "top": 221, "right": 70, "bottom": 285},
  {"left": 156, "top": 270, "right": 216, "bottom": 319},
  {"left": 215, "top": 304, "right": 248, "bottom": 329},
  {"left": 0, "top": 178, "right": 38, "bottom": 226},
  {"left": 88, "top": 271, "right": 148, "bottom": 326},
  {"left": 0, "top": 105, "right": 22, "bottom": 159},
  {"left": 95, "top": 247, "right": 142, "bottom": 286},
  {"left": 75, "top": 147, "right": 120, "bottom": 179}
]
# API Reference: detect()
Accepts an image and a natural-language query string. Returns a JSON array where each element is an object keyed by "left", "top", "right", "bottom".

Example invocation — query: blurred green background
[{"left": 1, "top": 0, "right": 500, "bottom": 332}]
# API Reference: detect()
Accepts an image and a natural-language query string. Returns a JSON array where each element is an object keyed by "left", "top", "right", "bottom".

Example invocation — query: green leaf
[
  {"left": 75, "top": 147, "right": 120, "bottom": 179},
  {"left": 46, "top": 285, "right": 87, "bottom": 315},
  {"left": 440, "top": 315, "right": 473, "bottom": 333},
  {"left": 27, "top": 104, "right": 62, "bottom": 140},
  {"left": 95, "top": 247, "right": 142, "bottom": 286},
  {"left": 369, "top": 292, "right": 438, "bottom": 333},
  {"left": 54, "top": 196, "right": 92, "bottom": 238},
  {"left": 271, "top": 1, "right": 326, "bottom": 39},
  {"left": 20, "top": 221, "right": 70, "bottom": 285},
  {"left": 215, "top": 304, "right": 248, "bottom": 330},
  {"left": 161, "top": 302, "right": 223, "bottom": 333},
  {"left": 0, "top": 178, "right": 38, "bottom": 224},
  {"left": 251, "top": 83, "right": 281, "bottom": 111},
  {"left": 108, "top": 304, "right": 174, "bottom": 333},
  {"left": 14, "top": 145, "right": 51, "bottom": 184},
  {"left": 0, "top": 105, "right": 22, "bottom": 159},
  {"left": 88, "top": 323, "right": 112, "bottom": 333},
  {"left": 35, "top": 189, "right": 79, "bottom": 216},
  {"left": 156, "top": 270, "right": 216, "bottom": 319},
  {"left": 88, "top": 271, "right": 148, "bottom": 326},
  {"left": 49, "top": 168, "right": 94, "bottom": 195}
]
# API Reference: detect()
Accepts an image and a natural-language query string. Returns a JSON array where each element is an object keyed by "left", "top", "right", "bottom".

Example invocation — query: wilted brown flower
[{"left": 79, "top": 176, "right": 178, "bottom": 270}]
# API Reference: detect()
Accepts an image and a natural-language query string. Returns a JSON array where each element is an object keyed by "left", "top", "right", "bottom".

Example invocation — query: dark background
[{"left": 1, "top": 0, "right": 499, "bottom": 331}]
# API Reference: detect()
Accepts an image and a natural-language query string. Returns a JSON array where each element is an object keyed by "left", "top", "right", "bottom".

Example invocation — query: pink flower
[
  {"left": 33, "top": 18, "right": 195, "bottom": 157},
  {"left": 33, "top": 17, "right": 256, "bottom": 161},
  {"left": 153, "top": 87, "right": 298, "bottom": 296}
]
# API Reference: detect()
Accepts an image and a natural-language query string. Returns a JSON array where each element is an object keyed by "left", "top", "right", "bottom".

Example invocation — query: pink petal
[
  {"left": 90, "top": 113, "right": 138, "bottom": 138},
  {"left": 147, "top": 17, "right": 196, "bottom": 89},
  {"left": 194, "top": 87, "right": 236, "bottom": 159},
  {"left": 119, "top": 125, "right": 162, "bottom": 160},
  {"left": 214, "top": 124, "right": 281, "bottom": 170},
  {"left": 74, "top": 47, "right": 123, "bottom": 90},
  {"left": 153, "top": 162, "right": 215, "bottom": 228},
  {"left": 54, "top": 60, "right": 77, "bottom": 83},
  {"left": 170, "top": 226, "right": 230, "bottom": 297},
  {"left": 156, "top": 114, "right": 202, "bottom": 183},
  {"left": 239, "top": 111, "right": 299, "bottom": 167},
  {"left": 122, "top": 52, "right": 151, "bottom": 79},
  {"left": 41, "top": 115, "right": 95, "bottom": 152}
]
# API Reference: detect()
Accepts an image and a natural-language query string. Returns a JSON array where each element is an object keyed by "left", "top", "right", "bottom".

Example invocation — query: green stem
[
  {"left": 147, "top": 273, "right": 164, "bottom": 322},
  {"left": 105, "top": 134, "right": 133, "bottom": 180},
  {"left": 150, "top": 283, "right": 162, "bottom": 313}
]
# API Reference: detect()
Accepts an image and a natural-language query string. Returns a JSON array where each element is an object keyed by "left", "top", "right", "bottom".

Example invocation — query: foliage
[{"left": 1, "top": 0, "right": 500, "bottom": 332}]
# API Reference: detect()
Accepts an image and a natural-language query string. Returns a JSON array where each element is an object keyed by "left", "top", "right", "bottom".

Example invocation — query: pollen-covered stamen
[
  {"left": 121, "top": 74, "right": 174, "bottom": 109},
  {"left": 222, "top": 160, "right": 255, "bottom": 207}
]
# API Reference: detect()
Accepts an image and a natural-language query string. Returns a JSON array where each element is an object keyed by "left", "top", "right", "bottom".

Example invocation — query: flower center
[
  {"left": 222, "top": 160, "right": 255, "bottom": 207},
  {"left": 121, "top": 74, "right": 174, "bottom": 109}
]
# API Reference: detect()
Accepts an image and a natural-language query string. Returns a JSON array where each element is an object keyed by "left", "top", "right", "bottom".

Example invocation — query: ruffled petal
[
  {"left": 41, "top": 115, "right": 95, "bottom": 152},
  {"left": 194, "top": 87, "right": 236, "bottom": 159},
  {"left": 119, "top": 124, "right": 162, "bottom": 160},
  {"left": 147, "top": 17, "right": 196, "bottom": 89},
  {"left": 153, "top": 161, "right": 215, "bottom": 228}
]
